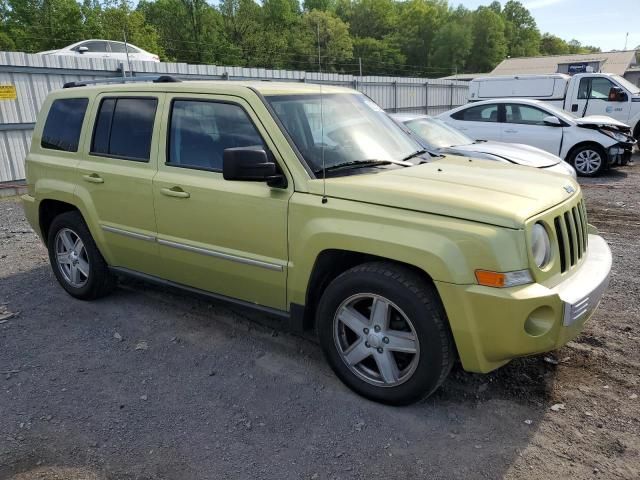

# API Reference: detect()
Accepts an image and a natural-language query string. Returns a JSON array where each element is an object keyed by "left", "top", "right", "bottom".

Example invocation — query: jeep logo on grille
[{"left": 564, "top": 185, "right": 575, "bottom": 194}]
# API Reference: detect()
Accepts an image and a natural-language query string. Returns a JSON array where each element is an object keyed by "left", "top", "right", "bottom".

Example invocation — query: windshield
[
  {"left": 612, "top": 75, "right": 640, "bottom": 95},
  {"left": 404, "top": 117, "right": 473, "bottom": 148},
  {"left": 266, "top": 93, "right": 420, "bottom": 173}
]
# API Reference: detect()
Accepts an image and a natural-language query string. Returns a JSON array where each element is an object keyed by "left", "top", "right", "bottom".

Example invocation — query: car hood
[
  {"left": 575, "top": 115, "right": 630, "bottom": 129},
  {"left": 441, "top": 141, "right": 561, "bottom": 168},
  {"left": 319, "top": 156, "right": 579, "bottom": 229},
  {"left": 37, "top": 49, "right": 60, "bottom": 55}
]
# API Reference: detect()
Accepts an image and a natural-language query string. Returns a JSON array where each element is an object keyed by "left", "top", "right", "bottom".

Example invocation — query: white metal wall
[{"left": 0, "top": 51, "right": 469, "bottom": 183}]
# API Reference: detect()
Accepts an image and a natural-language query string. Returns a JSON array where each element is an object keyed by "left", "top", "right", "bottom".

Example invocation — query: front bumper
[
  {"left": 436, "top": 234, "right": 612, "bottom": 373},
  {"left": 607, "top": 141, "right": 635, "bottom": 166}
]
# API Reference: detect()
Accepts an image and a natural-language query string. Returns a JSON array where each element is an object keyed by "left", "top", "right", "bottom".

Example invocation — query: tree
[
  {"left": 395, "top": 0, "right": 448, "bottom": 72},
  {"left": 539, "top": 33, "right": 569, "bottom": 55},
  {"left": 292, "top": 9, "right": 353, "bottom": 71},
  {"left": 431, "top": 19, "right": 472, "bottom": 75},
  {"left": 344, "top": 0, "right": 397, "bottom": 40},
  {"left": 503, "top": 0, "right": 540, "bottom": 57},
  {"left": 468, "top": 7, "right": 507, "bottom": 72},
  {"left": 352, "top": 36, "right": 405, "bottom": 75}
]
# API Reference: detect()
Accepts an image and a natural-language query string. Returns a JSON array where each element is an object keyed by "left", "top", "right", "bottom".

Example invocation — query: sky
[{"left": 454, "top": 0, "right": 638, "bottom": 52}]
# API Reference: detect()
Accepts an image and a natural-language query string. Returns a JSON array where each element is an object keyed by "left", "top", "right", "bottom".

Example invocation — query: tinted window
[
  {"left": 505, "top": 104, "right": 548, "bottom": 125},
  {"left": 168, "top": 100, "right": 264, "bottom": 171},
  {"left": 91, "top": 97, "right": 157, "bottom": 161},
  {"left": 74, "top": 41, "right": 108, "bottom": 52},
  {"left": 41, "top": 98, "right": 88, "bottom": 152},
  {"left": 451, "top": 104, "right": 499, "bottom": 122}
]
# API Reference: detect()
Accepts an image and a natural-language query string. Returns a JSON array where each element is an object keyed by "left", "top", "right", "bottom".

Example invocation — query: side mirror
[
  {"left": 223, "top": 147, "right": 286, "bottom": 188},
  {"left": 77, "top": 46, "right": 89, "bottom": 53},
  {"left": 609, "top": 87, "right": 627, "bottom": 102},
  {"left": 543, "top": 115, "right": 562, "bottom": 127}
]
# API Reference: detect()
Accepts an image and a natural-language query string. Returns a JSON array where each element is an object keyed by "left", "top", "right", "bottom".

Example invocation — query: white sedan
[
  {"left": 438, "top": 98, "right": 635, "bottom": 176},
  {"left": 38, "top": 40, "right": 160, "bottom": 63}
]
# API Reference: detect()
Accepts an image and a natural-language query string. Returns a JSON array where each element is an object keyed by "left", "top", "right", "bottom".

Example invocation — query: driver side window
[
  {"left": 577, "top": 77, "right": 615, "bottom": 100},
  {"left": 167, "top": 100, "right": 265, "bottom": 172}
]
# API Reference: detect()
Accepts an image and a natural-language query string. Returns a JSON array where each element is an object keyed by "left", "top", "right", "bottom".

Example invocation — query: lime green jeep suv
[{"left": 22, "top": 77, "right": 612, "bottom": 405}]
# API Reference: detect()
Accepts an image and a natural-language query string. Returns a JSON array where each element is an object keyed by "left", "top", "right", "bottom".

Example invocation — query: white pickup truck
[{"left": 469, "top": 73, "right": 640, "bottom": 140}]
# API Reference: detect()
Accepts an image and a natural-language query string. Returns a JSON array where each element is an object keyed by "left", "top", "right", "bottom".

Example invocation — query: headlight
[
  {"left": 531, "top": 223, "right": 552, "bottom": 268},
  {"left": 600, "top": 129, "right": 630, "bottom": 142}
]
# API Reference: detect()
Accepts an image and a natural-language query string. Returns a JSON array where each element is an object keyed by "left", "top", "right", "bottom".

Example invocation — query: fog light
[{"left": 524, "top": 306, "right": 555, "bottom": 337}]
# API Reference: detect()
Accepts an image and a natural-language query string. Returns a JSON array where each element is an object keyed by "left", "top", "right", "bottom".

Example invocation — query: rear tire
[
  {"left": 316, "top": 262, "right": 455, "bottom": 405},
  {"left": 569, "top": 145, "right": 606, "bottom": 177},
  {"left": 47, "top": 211, "right": 116, "bottom": 300}
]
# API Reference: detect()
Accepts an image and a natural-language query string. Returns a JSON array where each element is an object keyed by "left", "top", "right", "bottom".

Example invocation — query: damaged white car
[{"left": 438, "top": 98, "right": 636, "bottom": 176}]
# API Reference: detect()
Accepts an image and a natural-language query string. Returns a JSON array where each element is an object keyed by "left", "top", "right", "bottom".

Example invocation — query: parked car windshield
[
  {"left": 266, "top": 93, "right": 420, "bottom": 173},
  {"left": 404, "top": 117, "right": 473, "bottom": 148}
]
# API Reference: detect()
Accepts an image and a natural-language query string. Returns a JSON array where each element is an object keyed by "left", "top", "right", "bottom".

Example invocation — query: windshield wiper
[
  {"left": 315, "top": 159, "right": 411, "bottom": 174},
  {"left": 400, "top": 149, "right": 428, "bottom": 162}
]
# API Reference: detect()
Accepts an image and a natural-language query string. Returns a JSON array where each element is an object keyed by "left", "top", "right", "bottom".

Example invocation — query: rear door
[
  {"left": 445, "top": 103, "right": 501, "bottom": 142},
  {"left": 76, "top": 93, "right": 164, "bottom": 275},
  {"left": 501, "top": 103, "right": 563, "bottom": 155}
]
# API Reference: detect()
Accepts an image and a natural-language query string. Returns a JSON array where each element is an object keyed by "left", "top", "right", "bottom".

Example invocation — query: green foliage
[
  {"left": 0, "top": 0, "right": 607, "bottom": 76},
  {"left": 468, "top": 7, "right": 507, "bottom": 73}
]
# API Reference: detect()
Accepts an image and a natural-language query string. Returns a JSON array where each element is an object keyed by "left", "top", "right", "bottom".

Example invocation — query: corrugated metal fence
[{"left": 0, "top": 51, "right": 469, "bottom": 183}]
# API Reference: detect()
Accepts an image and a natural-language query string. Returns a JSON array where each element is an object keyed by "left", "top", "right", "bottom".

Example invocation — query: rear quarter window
[{"left": 41, "top": 98, "right": 89, "bottom": 152}]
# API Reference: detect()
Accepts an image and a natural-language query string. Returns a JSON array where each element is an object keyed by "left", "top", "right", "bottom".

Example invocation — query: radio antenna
[{"left": 318, "top": 22, "right": 327, "bottom": 204}]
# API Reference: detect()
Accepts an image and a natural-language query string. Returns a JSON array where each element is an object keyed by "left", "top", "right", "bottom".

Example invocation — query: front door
[
  {"left": 76, "top": 92, "right": 164, "bottom": 275},
  {"left": 501, "top": 103, "right": 563, "bottom": 155},
  {"left": 572, "top": 76, "right": 631, "bottom": 122},
  {"left": 152, "top": 95, "right": 292, "bottom": 310}
]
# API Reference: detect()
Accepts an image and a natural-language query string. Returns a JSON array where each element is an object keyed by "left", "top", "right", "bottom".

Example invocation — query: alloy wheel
[
  {"left": 55, "top": 228, "right": 90, "bottom": 288},
  {"left": 574, "top": 149, "right": 602, "bottom": 175},
  {"left": 333, "top": 293, "right": 420, "bottom": 387}
]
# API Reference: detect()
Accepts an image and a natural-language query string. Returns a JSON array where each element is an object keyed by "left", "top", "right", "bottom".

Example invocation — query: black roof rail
[{"left": 63, "top": 75, "right": 182, "bottom": 89}]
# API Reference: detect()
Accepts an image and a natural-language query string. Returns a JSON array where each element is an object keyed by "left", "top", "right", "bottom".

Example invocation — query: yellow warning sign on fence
[{"left": 0, "top": 84, "right": 17, "bottom": 100}]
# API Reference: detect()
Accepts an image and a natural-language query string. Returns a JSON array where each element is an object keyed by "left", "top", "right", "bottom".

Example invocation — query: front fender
[{"left": 286, "top": 193, "right": 528, "bottom": 306}]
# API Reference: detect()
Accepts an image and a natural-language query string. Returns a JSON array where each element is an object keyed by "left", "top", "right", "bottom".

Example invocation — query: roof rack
[{"left": 63, "top": 75, "right": 181, "bottom": 89}]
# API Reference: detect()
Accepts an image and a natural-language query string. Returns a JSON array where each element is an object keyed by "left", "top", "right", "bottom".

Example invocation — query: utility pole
[
  {"left": 123, "top": 30, "right": 132, "bottom": 78},
  {"left": 624, "top": 32, "right": 629, "bottom": 50},
  {"left": 359, "top": 57, "right": 362, "bottom": 77}
]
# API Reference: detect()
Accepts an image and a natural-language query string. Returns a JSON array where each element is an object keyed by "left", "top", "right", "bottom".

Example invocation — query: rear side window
[
  {"left": 451, "top": 104, "right": 499, "bottom": 122},
  {"left": 41, "top": 98, "right": 89, "bottom": 152},
  {"left": 91, "top": 97, "right": 158, "bottom": 161}
]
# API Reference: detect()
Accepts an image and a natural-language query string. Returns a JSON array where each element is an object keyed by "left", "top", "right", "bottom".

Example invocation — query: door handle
[
  {"left": 160, "top": 187, "right": 190, "bottom": 198},
  {"left": 504, "top": 129, "right": 518, "bottom": 133},
  {"left": 571, "top": 104, "right": 578, "bottom": 112},
  {"left": 82, "top": 173, "right": 104, "bottom": 184}
]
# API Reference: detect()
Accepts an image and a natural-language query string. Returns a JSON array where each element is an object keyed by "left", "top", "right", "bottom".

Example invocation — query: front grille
[{"left": 553, "top": 200, "right": 588, "bottom": 273}]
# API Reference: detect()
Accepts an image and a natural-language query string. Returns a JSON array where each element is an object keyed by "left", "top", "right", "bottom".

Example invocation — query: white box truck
[{"left": 469, "top": 73, "right": 640, "bottom": 139}]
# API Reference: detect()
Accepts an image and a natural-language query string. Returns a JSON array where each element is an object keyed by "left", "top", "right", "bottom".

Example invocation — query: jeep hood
[
  {"left": 443, "top": 141, "right": 561, "bottom": 168},
  {"left": 318, "top": 156, "right": 579, "bottom": 229}
]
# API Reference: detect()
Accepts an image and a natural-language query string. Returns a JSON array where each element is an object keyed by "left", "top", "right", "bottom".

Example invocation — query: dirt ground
[{"left": 0, "top": 161, "right": 638, "bottom": 480}]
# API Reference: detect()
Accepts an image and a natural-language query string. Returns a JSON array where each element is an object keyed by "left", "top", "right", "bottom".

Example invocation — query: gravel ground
[{"left": 1, "top": 161, "right": 639, "bottom": 480}]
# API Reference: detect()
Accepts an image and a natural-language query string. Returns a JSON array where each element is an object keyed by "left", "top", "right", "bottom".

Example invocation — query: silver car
[{"left": 391, "top": 113, "right": 576, "bottom": 178}]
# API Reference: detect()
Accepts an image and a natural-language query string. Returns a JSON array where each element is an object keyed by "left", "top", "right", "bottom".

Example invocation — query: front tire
[
  {"left": 47, "top": 211, "right": 116, "bottom": 300},
  {"left": 316, "top": 262, "right": 455, "bottom": 405},
  {"left": 569, "top": 145, "right": 606, "bottom": 177}
]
